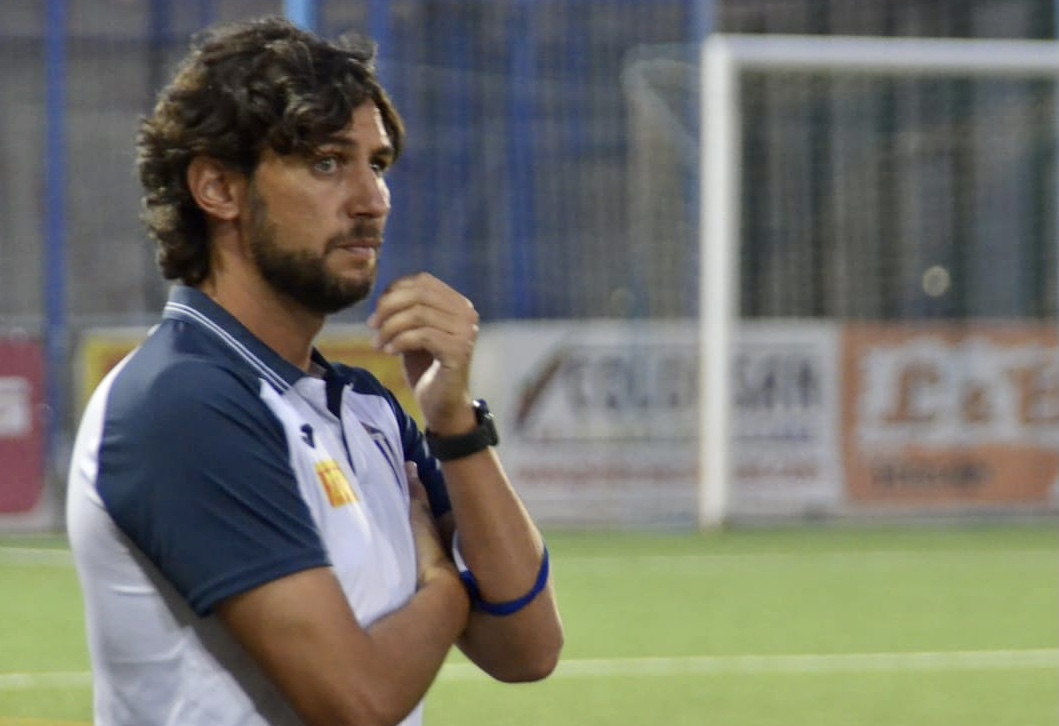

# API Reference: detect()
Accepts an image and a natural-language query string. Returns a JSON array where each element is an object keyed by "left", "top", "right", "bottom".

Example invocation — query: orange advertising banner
[{"left": 842, "top": 323, "right": 1058, "bottom": 508}]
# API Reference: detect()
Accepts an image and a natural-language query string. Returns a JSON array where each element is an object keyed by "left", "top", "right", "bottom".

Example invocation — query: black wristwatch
[{"left": 426, "top": 399, "right": 499, "bottom": 462}]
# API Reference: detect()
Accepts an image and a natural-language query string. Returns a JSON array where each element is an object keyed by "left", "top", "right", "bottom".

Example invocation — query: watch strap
[{"left": 425, "top": 400, "right": 499, "bottom": 462}]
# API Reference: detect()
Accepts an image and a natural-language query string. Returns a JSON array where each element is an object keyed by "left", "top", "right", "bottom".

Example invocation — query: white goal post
[{"left": 697, "top": 34, "right": 1059, "bottom": 528}]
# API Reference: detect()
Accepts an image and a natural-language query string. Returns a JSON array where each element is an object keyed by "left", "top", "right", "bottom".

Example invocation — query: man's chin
[{"left": 314, "top": 280, "right": 375, "bottom": 315}]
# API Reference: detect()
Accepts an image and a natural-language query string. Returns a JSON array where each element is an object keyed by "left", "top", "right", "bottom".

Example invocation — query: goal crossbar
[
  {"left": 697, "top": 34, "right": 1059, "bottom": 528},
  {"left": 708, "top": 34, "right": 1059, "bottom": 76}
]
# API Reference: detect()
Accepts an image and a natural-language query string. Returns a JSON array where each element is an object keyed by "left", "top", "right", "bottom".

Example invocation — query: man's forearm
[
  {"left": 352, "top": 573, "right": 470, "bottom": 725},
  {"left": 441, "top": 450, "right": 547, "bottom": 597},
  {"left": 216, "top": 564, "right": 469, "bottom": 726},
  {"left": 439, "top": 449, "right": 564, "bottom": 681}
]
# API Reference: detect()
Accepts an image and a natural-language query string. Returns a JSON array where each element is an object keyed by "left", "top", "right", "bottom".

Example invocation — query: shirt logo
[
  {"left": 301, "top": 424, "right": 316, "bottom": 448},
  {"left": 315, "top": 459, "right": 357, "bottom": 507}
]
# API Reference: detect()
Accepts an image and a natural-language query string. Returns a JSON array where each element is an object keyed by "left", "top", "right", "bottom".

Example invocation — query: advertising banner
[
  {"left": 0, "top": 336, "right": 47, "bottom": 522},
  {"left": 473, "top": 320, "right": 842, "bottom": 525},
  {"left": 842, "top": 323, "right": 1059, "bottom": 509},
  {"left": 730, "top": 323, "right": 843, "bottom": 515},
  {"left": 79, "top": 320, "right": 1059, "bottom": 524},
  {"left": 77, "top": 327, "right": 151, "bottom": 410},
  {"left": 472, "top": 321, "right": 698, "bottom": 526},
  {"left": 77, "top": 325, "right": 415, "bottom": 419}
]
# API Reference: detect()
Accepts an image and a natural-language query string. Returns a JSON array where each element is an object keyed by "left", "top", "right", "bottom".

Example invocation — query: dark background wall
[{"left": 0, "top": 0, "right": 1055, "bottom": 329}]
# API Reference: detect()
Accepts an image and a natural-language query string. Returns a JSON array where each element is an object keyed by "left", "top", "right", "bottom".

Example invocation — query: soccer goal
[{"left": 697, "top": 35, "right": 1059, "bottom": 527}]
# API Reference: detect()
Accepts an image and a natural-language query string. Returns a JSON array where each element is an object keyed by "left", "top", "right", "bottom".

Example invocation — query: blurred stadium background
[
  {"left": 0, "top": 2, "right": 1057, "bottom": 725},
  {"left": 0, "top": 0, "right": 1057, "bottom": 528}
]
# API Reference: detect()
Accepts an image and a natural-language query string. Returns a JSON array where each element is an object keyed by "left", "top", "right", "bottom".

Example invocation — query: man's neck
[{"left": 197, "top": 277, "right": 323, "bottom": 373}]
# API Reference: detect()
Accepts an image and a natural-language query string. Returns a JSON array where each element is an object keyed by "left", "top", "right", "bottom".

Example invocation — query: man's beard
[{"left": 247, "top": 187, "right": 378, "bottom": 316}]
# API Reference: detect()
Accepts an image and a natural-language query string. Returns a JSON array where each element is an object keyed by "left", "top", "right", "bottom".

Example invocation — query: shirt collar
[{"left": 162, "top": 285, "right": 309, "bottom": 391}]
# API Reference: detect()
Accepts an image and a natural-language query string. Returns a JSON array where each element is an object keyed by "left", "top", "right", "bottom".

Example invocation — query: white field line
[
  {"left": 437, "top": 649, "right": 1059, "bottom": 682},
  {"left": 0, "top": 548, "right": 73, "bottom": 567},
  {"left": 1, "top": 546, "right": 1054, "bottom": 570},
  {"left": 554, "top": 549, "right": 1056, "bottom": 572},
  {"left": 2, "top": 649, "right": 1054, "bottom": 690},
  {"left": 0, "top": 672, "right": 91, "bottom": 690}
]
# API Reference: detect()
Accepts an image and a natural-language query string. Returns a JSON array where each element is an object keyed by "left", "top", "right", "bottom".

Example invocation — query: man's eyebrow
[{"left": 316, "top": 137, "right": 395, "bottom": 157}]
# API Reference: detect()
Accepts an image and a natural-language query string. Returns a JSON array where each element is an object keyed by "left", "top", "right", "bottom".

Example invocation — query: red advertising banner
[
  {"left": 842, "top": 323, "right": 1058, "bottom": 508},
  {"left": 0, "top": 337, "right": 45, "bottom": 513}
]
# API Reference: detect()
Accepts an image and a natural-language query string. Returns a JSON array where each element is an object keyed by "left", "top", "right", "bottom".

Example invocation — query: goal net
[{"left": 628, "top": 35, "right": 1059, "bottom": 526}]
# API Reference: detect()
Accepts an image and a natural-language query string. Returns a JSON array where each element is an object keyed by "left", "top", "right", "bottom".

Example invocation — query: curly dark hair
[{"left": 137, "top": 16, "right": 404, "bottom": 285}]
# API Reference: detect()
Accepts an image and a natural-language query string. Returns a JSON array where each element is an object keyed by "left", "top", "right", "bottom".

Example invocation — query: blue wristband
[{"left": 458, "top": 546, "right": 550, "bottom": 617}]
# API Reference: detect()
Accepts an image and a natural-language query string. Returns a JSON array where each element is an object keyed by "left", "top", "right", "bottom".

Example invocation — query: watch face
[
  {"left": 473, "top": 400, "right": 499, "bottom": 445},
  {"left": 483, "top": 415, "right": 499, "bottom": 446}
]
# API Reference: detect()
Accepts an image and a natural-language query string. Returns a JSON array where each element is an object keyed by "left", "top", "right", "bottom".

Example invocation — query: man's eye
[{"left": 313, "top": 156, "right": 339, "bottom": 173}]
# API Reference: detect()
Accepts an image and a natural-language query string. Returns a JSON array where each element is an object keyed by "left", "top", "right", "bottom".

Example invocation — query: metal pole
[
  {"left": 506, "top": 0, "right": 537, "bottom": 318},
  {"left": 693, "top": 0, "right": 716, "bottom": 42},
  {"left": 284, "top": 0, "right": 319, "bottom": 32},
  {"left": 694, "top": 0, "right": 719, "bottom": 525},
  {"left": 196, "top": 0, "right": 215, "bottom": 28},
  {"left": 143, "top": 0, "right": 171, "bottom": 313},
  {"left": 698, "top": 37, "right": 738, "bottom": 528},
  {"left": 368, "top": 0, "right": 391, "bottom": 83},
  {"left": 43, "top": 0, "right": 68, "bottom": 498},
  {"left": 1054, "top": 0, "right": 1059, "bottom": 325},
  {"left": 689, "top": 0, "right": 716, "bottom": 316}
]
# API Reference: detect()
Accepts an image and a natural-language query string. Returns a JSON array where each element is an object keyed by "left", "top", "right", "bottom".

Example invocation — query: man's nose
[{"left": 348, "top": 167, "right": 390, "bottom": 218}]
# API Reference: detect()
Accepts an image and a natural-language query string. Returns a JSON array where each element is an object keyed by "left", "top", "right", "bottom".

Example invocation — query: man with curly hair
[{"left": 66, "top": 16, "right": 562, "bottom": 726}]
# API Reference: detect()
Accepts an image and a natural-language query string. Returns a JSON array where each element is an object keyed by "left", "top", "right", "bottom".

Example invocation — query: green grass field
[{"left": 1, "top": 523, "right": 1056, "bottom": 725}]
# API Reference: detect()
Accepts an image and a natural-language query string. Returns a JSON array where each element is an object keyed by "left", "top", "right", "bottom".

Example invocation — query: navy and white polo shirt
[{"left": 66, "top": 285, "right": 450, "bottom": 726}]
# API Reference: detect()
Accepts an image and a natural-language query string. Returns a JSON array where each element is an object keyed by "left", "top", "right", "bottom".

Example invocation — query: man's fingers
[
  {"left": 368, "top": 273, "right": 476, "bottom": 333},
  {"left": 370, "top": 303, "right": 474, "bottom": 349},
  {"left": 366, "top": 273, "right": 478, "bottom": 367},
  {"left": 369, "top": 318, "right": 476, "bottom": 356},
  {"left": 406, "top": 463, "right": 431, "bottom": 509},
  {"left": 379, "top": 272, "right": 452, "bottom": 299},
  {"left": 405, "top": 461, "right": 421, "bottom": 485}
]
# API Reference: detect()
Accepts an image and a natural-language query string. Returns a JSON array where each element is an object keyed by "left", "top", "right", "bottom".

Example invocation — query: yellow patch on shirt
[{"left": 315, "top": 460, "right": 357, "bottom": 507}]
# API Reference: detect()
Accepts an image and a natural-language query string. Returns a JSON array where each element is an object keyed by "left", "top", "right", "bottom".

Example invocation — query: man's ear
[{"left": 186, "top": 157, "right": 245, "bottom": 222}]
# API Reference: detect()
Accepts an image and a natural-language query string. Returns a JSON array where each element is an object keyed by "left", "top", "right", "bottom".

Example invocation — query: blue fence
[
  {"left": 2, "top": 0, "right": 707, "bottom": 329},
  {"left": 3, "top": 0, "right": 1054, "bottom": 327},
  {"left": 0, "top": 0, "right": 1056, "bottom": 488}
]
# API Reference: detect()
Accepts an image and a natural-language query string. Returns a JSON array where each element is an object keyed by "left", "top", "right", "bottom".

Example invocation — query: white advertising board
[
  {"left": 472, "top": 320, "right": 842, "bottom": 526},
  {"left": 729, "top": 322, "right": 843, "bottom": 516}
]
